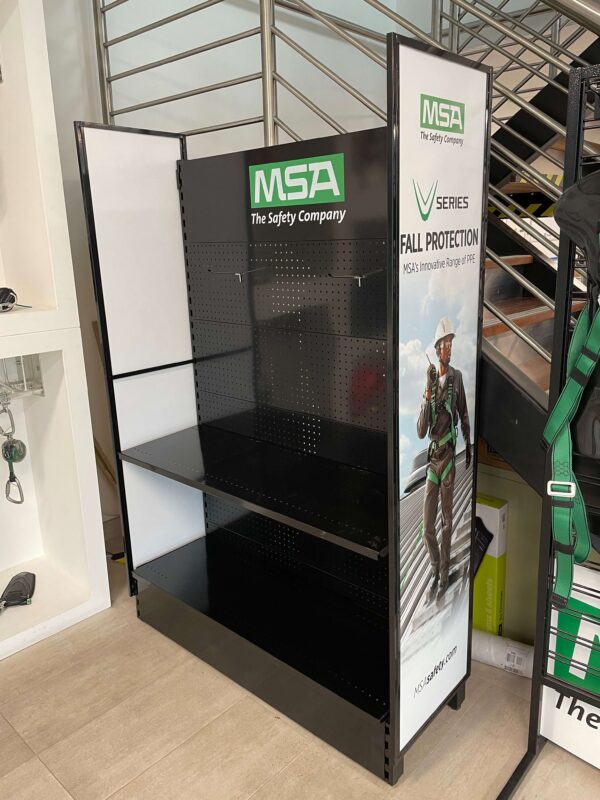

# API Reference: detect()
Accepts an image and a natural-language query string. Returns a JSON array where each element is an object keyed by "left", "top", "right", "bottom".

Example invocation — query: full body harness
[
  {"left": 543, "top": 172, "right": 600, "bottom": 620},
  {"left": 426, "top": 372, "right": 456, "bottom": 485}
]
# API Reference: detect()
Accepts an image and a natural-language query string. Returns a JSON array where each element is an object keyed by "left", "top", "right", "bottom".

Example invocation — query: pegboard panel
[
  {"left": 195, "top": 395, "right": 385, "bottom": 474},
  {"left": 205, "top": 495, "right": 388, "bottom": 617},
  {"left": 186, "top": 239, "right": 386, "bottom": 339},
  {"left": 178, "top": 129, "right": 388, "bottom": 474},
  {"left": 193, "top": 321, "right": 386, "bottom": 431}
]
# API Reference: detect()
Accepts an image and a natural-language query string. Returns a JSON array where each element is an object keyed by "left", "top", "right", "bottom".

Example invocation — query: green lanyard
[{"left": 543, "top": 300, "right": 600, "bottom": 609}]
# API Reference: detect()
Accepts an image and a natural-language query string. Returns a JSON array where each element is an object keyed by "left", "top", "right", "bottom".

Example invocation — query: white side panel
[
  {"left": 113, "top": 364, "right": 197, "bottom": 450},
  {"left": 83, "top": 127, "right": 191, "bottom": 375},
  {"left": 123, "top": 463, "right": 205, "bottom": 568},
  {"left": 113, "top": 364, "right": 202, "bottom": 567}
]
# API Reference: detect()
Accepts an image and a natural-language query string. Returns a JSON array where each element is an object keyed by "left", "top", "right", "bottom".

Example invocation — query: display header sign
[
  {"left": 390, "top": 38, "right": 490, "bottom": 754},
  {"left": 249, "top": 153, "right": 345, "bottom": 208},
  {"left": 420, "top": 94, "right": 465, "bottom": 135}
]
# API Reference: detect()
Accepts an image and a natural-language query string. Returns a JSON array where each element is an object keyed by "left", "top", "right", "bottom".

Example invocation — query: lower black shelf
[
  {"left": 121, "top": 424, "right": 387, "bottom": 559},
  {"left": 134, "top": 532, "right": 389, "bottom": 719}
]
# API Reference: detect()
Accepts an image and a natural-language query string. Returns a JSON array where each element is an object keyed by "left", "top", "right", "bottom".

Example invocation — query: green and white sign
[
  {"left": 420, "top": 93, "right": 465, "bottom": 134},
  {"left": 395, "top": 42, "right": 489, "bottom": 752},
  {"left": 249, "top": 154, "right": 345, "bottom": 208},
  {"left": 541, "top": 564, "right": 600, "bottom": 768}
]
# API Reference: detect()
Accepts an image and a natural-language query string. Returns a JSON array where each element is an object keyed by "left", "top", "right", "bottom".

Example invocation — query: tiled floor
[{"left": 0, "top": 562, "right": 597, "bottom": 800}]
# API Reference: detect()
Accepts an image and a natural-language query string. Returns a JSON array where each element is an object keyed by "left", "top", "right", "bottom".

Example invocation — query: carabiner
[
  {"left": 0, "top": 404, "right": 15, "bottom": 437},
  {"left": 6, "top": 475, "right": 24, "bottom": 505}
]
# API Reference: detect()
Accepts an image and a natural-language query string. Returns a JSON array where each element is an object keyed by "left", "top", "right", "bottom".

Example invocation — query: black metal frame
[
  {"left": 498, "top": 64, "right": 600, "bottom": 800},
  {"left": 77, "top": 33, "right": 492, "bottom": 784},
  {"left": 386, "top": 33, "right": 493, "bottom": 778},
  {"left": 75, "top": 120, "right": 187, "bottom": 595}
]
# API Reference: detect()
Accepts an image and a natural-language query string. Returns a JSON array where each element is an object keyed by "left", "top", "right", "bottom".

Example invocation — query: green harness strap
[
  {"left": 543, "top": 300, "right": 600, "bottom": 608},
  {"left": 426, "top": 459, "right": 454, "bottom": 486},
  {"left": 427, "top": 375, "right": 456, "bottom": 485}
]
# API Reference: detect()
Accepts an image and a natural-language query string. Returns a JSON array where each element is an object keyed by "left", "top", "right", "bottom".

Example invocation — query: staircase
[{"left": 94, "top": 0, "right": 600, "bottom": 492}]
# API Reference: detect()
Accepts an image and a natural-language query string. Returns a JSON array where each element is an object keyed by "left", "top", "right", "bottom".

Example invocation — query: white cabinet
[{"left": 0, "top": 0, "right": 109, "bottom": 659}]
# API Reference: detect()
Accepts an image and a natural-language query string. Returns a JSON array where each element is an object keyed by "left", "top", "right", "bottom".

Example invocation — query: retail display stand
[
  {"left": 0, "top": 0, "right": 110, "bottom": 660},
  {"left": 501, "top": 65, "right": 600, "bottom": 796},
  {"left": 78, "top": 35, "right": 490, "bottom": 782}
]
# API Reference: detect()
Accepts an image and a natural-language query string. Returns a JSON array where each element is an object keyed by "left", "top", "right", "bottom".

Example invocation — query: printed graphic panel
[
  {"left": 541, "top": 564, "right": 600, "bottom": 768},
  {"left": 396, "top": 44, "right": 489, "bottom": 750}
]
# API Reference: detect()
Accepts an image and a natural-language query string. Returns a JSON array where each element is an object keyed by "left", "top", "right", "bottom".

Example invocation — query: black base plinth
[
  {"left": 136, "top": 578, "right": 389, "bottom": 781},
  {"left": 134, "top": 531, "right": 389, "bottom": 718}
]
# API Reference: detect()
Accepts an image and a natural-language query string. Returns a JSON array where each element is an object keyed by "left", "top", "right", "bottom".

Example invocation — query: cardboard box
[{"left": 473, "top": 494, "right": 508, "bottom": 635}]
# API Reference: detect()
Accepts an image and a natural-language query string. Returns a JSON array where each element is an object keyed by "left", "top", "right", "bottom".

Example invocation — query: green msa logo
[
  {"left": 413, "top": 180, "right": 437, "bottom": 222},
  {"left": 420, "top": 94, "right": 465, "bottom": 134},
  {"left": 249, "top": 154, "right": 345, "bottom": 208}
]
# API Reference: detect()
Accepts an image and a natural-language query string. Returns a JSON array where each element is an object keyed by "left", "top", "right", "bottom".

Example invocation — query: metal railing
[{"left": 94, "top": 0, "right": 600, "bottom": 391}]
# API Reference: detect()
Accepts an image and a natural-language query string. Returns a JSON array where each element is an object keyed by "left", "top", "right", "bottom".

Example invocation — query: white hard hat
[{"left": 434, "top": 317, "right": 455, "bottom": 347}]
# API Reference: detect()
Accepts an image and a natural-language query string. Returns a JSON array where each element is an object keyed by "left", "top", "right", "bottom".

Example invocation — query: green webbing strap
[
  {"left": 430, "top": 382, "right": 437, "bottom": 428},
  {"left": 426, "top": 458, "right": 454, "bottom": 486},
  {"left": 427, "top": 374, "right": 456, "bottom": 485},
  {"left": 544, "top": 300, "right": 600, "bottom": 607},
  {"left": 445, "top": 375, "right": 456, "bottom": 448},
  {"left": 543, "top": 306, "right": 600, "bottom": 446}
]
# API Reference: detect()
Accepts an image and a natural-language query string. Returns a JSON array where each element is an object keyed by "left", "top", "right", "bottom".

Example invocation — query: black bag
[{"left": 0, "top": 572, "right": 36, "bottom": 610}]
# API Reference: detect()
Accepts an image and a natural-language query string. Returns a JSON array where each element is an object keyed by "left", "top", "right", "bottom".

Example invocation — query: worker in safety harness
[{"left": 417, "top": 317, "right": 472, "bottom": 600}]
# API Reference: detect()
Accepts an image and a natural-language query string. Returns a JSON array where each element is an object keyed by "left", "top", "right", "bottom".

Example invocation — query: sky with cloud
[{"left": 397, "top": 260, "right": 479, "bottom": 492}]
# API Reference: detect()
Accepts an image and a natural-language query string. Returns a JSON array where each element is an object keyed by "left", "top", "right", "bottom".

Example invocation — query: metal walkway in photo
[{"left": 399, "top": 451, "right": 473, "bottom": 642}]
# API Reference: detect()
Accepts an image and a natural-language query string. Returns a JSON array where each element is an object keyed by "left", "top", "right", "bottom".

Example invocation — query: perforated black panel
[
  {"left": 187, "top": 240, "right": 386, "bottom": 338},
  {"left": 205, "top": 495, "right": 388, "bottom": 617},
  {"left": 179, "top": 128, "right": 388, "bottom": 472}
]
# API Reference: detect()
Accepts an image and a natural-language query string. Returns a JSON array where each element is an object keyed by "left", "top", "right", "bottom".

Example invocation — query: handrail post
[
  {"left": 260, "top": 0, "right": 278, "bottom": 145},
  {"left": 450, "top": 2, "right": 460, "bottom": 52},
  {"left": 93, "top": 0, "right": 112, "bottom": 123},
  {"left": 431, "top": 0, "right": 442, "bottom": 43},
  {"left": 549, "top": 17, "right": 561, "bottom": 80}
]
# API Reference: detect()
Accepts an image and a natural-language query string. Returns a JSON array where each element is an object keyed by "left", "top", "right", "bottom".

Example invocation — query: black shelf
[
  {"left": 134, "top": 532, "right": 389, "bottom": 719},
  {"left": 121, "top": 424, "right": 387, "bottom": 559}
]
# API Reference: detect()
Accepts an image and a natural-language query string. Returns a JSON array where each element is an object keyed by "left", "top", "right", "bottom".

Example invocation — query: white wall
[
  {"left": 0, "top": 0, "right": 57, "bottom": 309},
  {"left": 42, "top": 0, "right": 119, "bottom": 517}
]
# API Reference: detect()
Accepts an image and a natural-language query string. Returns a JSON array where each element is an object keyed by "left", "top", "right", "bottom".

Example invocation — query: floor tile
[
  {"left": 249, "top": 740, "right": 407, "bottom": 800},
  {"left": 395, "top": 682, "right": 529, "bottom": 800},
  {"left": 40, "top": 658, "right": 246, "bottom": 800},
  {"left": 0, "top": 758, "right": 72, "bottom": 800},
  {"left": 107, "top": 696, "right": 310, "bottom": 800},
  {"left": 2, "top": 618, "right": 187, "bottom": 752},
  {"left": 514, "top": 742, "right": 600, "bottom": 800},
  {"left": 0, "top": 583, "right": 133, "bottom": 702},
  {"left": 0, "top": 713, "right": 33, "bottom": 780},
  {"left": 470, "top": 659, "right": 532, "bottom": 702}
]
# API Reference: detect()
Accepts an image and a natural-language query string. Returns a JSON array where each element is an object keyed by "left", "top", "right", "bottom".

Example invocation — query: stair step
[
  {"left": 485, "top": 334, "right": 551, "bottom": 393},
  {"left": 485, "top": 254, "right": 533, "bottom": 269},
  {"left": 483, "top": 298, "right": 586, "bottom": 338}
]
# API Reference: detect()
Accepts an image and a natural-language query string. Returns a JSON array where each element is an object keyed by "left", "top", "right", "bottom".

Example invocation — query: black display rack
[
  {"left": 125, "top": 125, "right": 396, "bottom": 777},
  {"left": 77, "top": 35, "right": 491, "bottom": 785},
  {"left": 500, "top": 64, "right": 600, "bottom": 798}
]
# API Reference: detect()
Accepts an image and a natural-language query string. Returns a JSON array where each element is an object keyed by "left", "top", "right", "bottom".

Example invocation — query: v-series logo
[
  {"left": 413, "top": 180, "right": 469, "bottom": 222},
  {"left": 420, "top": 94, "right": 465, "bottom": 134},
  {"left": 249, "top": 154, "right": 345, "bottom": 209}
]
